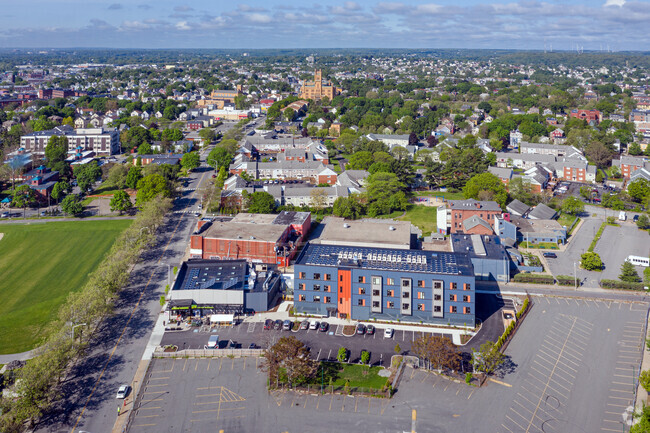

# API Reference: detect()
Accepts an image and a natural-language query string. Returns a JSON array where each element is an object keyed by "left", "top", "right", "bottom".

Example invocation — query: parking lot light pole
[
  {"left": 574, "top": 262, "right": 577, "bottom": 290},
  {"left": 71, "top": 323, "right": 87, "bottom": 345}
]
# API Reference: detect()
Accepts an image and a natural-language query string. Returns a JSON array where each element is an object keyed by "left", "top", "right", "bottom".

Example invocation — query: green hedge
[
  {"left": 600, "top": 279, "right": 648, "bottom": 291},
  {"left": 516, "top": 298, "right": 530, "bottom": 320},
  {"left": 588, "top": 222, "right": 607, "bottom": 252},
  {"left": 513, "top": 273, "right": 555, "bottom": 284},
  {"left": 555, "top": 275, "right": 576, "bottom": 286}
]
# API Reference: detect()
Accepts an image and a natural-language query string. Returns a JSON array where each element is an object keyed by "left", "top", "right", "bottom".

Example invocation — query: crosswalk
[
  {"left": 179, "top": 187, "right": 196, "bottom": 192},
  {"left": 173, "top": 210, "right": 200, "bottom": 215}
]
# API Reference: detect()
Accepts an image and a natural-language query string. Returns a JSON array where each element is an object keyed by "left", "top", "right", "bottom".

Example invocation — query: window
[
  {"left": 324, "top": 274, "right": 331, "bottom": 281},
  {"left": 417, "top": 292, "right": 425, "bottom": 299},
  {"left": 340, "top": 275, "right": 343, "bottom": 282},
  {"left": 418, "top": 280, "right": 425, "bottom": 288},
  {"left": 313, "top": 284, "right": 320, "bottom": 291},
  {"left": 465, "top": 307, "right": 471, "bottom": 314},
  {"left": 450, "top": 306, "right": 457, "bottom": 313},
  {"left": 450, "top": 282, "right": 457, "bottom": 290},
  {"left": 434, "top": 306, "right": 441, "bottom": 313},
  {"left": 449, "top": 294, "right": 457, "bottom": 301},
  {"left": 463, "top": 283, "right": 471, "bottom": 291},
  {"left": 358, "top": 299, "right": 365, "bottom": 306},
  {"left": 339, "top": 298, "right": 343, "bottom": 304},
  {"left": 433, "top": 281, "right": 443, "bottom": 289},
  {"left": 402, "top": 279, "right": 410, "bottom": 287},
  {"left": 372, "top": 277, "right": 381, "bottom": 285},
  {"left": 402, "top": 303, "right": 409, "bottom": 310},
  {"left": 359, "top": 287, "right": 366, "bottom": 295},
  {"left": 339, "top": 287, "right": 343, "bottom": 293},
  {"left": 387, "top": 301, "right": 395, "bottom": 309},
  {"left": 387, "top": 290, "right": 394, "bottom": 297},
  {"left": 324, "top": 285, "right": 331, "bottom": 292},
  {"left": 358, "top": 276, "right": 366, "bottom": 283},
  {"left": 313, "top": 273, "right": 321, "bottom": 280},
  {"left": 314, "top": 296, "right": 321, "bottom": 303},
  {"left": 387, "top": 278, "right": 395, "bottom": 285},
  {"left": 434, "top": 294, "right": 441, "bottom": 301},
  {"left": 298, "top": 294, "right": 306, "bottom": 301},
  {"left": 299, "top": 272, "right": 306, "bottom": 279},
  {"left": 325, "top": 297, "right": 331, "bottom": 303},
  {"left": 417, "top": 304, "right": 425, "bottom": 311},
  {"left": 298, "top": 283, "right": 305, "bottom": 291},
  {"left": 463, "top": 295, "right": 470, "bottom": 302},
  {"left": 402, "top": 292, "right": 410, "bottom": 299},
  {"left": 372, "top": 301, "right": 380, "bottom": 308},
  {"left": 372, "top": 289, "right": 380, "bottom": 296}
]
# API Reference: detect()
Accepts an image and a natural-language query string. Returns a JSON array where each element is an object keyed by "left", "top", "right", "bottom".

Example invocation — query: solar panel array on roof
[{"left": 299, "top": 244, "right": 469, "bottom": 275}]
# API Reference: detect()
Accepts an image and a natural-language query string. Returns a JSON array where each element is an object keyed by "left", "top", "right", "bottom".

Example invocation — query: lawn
[
  {"left": 0, "top": 219, "right": 131, "bottom": 354},
  {"left": 414, "top": 190, "right": 465, "bottom": 201},
  {"left": 556, "top": 212, "right": 577, "bottom": 228},
  {"left": 397, "top": 205, "right": 438, "bottom": 236},
  {"left": 319, "top": 362, "right": 387, "bottom": 389}
]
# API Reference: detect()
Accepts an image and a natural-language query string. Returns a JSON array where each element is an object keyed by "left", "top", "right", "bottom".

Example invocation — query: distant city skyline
[{"left": 0, "top": 0, "right": 648, "bottom": 50}]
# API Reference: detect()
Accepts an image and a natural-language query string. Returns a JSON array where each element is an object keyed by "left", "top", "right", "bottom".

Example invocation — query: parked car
[
  {"left": 300, "top": 320, "right": 309, "bottom": 330},
  {"left": 309, "top": 320, "right": 319, "bottom": 330},
  {"left": 1, "top": 212, "right": 8, "bottom": 218},
  {"left": 366, "top": 325, "right": 375, "bottom": 335},
  {"left": 319, "top": 321, "right": 329, "bottom": 332},
  {"left": 248, "top": 343, "right": 258, "bottom": 349},
  {"left": 282, "top": 320, "right": 292, "bottom": 331},
  {"left": 633, "top": 215, "right": 640, "bottom": 222},
  {"left": 264, "top": 319, "right": 273, "bottom": 330},
  {"left": 384, "top": 328, "right": 394, "bottom": 339},
  {"left": 356, "top": 324, "right": 366, "bottom": 335},
  {"left": 207, "top": 335, "right": 220, "bottom": 349},
  {"left": 116, "top": 384, "right": 130, "bottom": 399},
  {"left": 542, "top": 252, "right": 557, "bottom": 258},
  {"left": 273, "top": 319, "right": 283, "bottom": 330}
]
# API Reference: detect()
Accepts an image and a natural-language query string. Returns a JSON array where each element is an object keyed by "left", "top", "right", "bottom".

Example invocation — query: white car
[
  {"left": 116, "top": 384, "right": 130, "bottom": 399},
  {"left": 384, "top": 328, "right": 394, "bottom": 339}
]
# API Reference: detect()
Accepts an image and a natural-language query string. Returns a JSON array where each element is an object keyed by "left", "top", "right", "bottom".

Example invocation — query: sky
[{"left": 1, "top": 0, "right": 649, "bottom": 50}]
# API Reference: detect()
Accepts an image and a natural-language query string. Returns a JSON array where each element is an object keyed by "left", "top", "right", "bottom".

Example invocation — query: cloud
[
  {"left": 604, "top": 0, "right": 625, "bottom": 6},
  {"left": 174, "top": 5, "right": 193, "bottom": 12},
  {"left": 175, "top": 20, "right": 192, "bottom": 30},
  {"left": 246, "top": 13, "right": 272, "bottom": 24},
  {"left": 137, "top": 4, "right": 152, "bottom": 9},
  {"left": 107, "top": 3, "right": 123, "bottom": 10}
]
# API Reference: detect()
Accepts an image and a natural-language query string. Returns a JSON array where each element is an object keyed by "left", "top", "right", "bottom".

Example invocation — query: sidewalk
[
  {"left": 635, "top": 309, "right": 650, "bottom": 411},
  {"left": 0, "top": 349, "right": 36, "bottom": 364},
  {"left": 242, "top": 301, "right": 475, "bottom": 345}
]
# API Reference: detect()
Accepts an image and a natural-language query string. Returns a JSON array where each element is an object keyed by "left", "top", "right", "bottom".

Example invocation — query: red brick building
[
  {"left": 437, "top": 199, "right": 502, "bottom": 235},
  {"left": 616, "top": 155, "right": 648, "bottom": 179},
  {"left": 190, "top": 211, "right": 311, "bottom": 266},
  {"left": 570, "top": 109, "right": 602, "bottom": 124}
]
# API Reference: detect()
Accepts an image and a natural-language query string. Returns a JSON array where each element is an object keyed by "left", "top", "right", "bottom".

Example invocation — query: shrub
[
  {"left": 513, "top": 273, "right": 554, "bottom": 284},
  {"left": 641, "top": 370, "right": 650, "bottom": 392},
  {"left": 337, "top": 347, "right": 348, "bottom": 363},
  {"left": 465, "top": 372, "right": 473, "bottom": 385},
  {"left": 555, "top": 275, "right": 576, "bottom": 286},
  {"left": 600, "top": 279, "right": 647, "bottom": 291},
  {"left": 516, "top": 298, "right": 530, "bottom": 319}
]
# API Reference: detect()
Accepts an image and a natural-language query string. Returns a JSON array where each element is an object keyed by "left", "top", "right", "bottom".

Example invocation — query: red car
[{"left": 263, "top": 319, "right": 273, "bottom": 330}]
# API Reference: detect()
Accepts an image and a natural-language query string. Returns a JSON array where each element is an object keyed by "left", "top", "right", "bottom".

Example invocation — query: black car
[
  {"left": 263, "top": 319, "right": 273, "bottom": 330},
  {"left": 633, "top": 215, "right": 640, "bottom": 222},
  {"left": 249, "top": 343, "right": 258, "bottom": 349},
  {"left": 273, "top": 319, "right": 283, "bottom": 330},
  {"left": 356, "top": 324, "right": 366, "bottom": 335},
  {"left": 366, "top": 325, "right": 375, "bottom": 335},
  {"left": 542, "top": 252, "right": 557, "bottom": 258},
  {"left": 319, "top": 321, "right": 329, "bottom": 332}
]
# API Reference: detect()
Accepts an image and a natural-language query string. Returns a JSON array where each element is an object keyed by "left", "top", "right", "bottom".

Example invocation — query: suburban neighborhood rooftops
[
  {"left": 506, "top": 199, "right": 531, "bottom": 216},
  {"left": 295, "top": 242, "right": 474, "bottom": 276},
  {"left": 527, "top": 203, "right": 557, "bottom": 220}
]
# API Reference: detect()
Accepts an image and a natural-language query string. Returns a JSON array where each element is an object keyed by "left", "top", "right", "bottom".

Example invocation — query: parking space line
[
  {"left": 145, "top": 384, "right": 168, "bottom": 387},
  {"left": 537, "top": 353, "right": 579, "bottom": 371},
  {"left": 132, "top": 424, "right": 156, "bottom": 427},
  {"left": 148, "top": 376, "right": 169, "bottom": 380},
  {"left": 140, "top": 398, "right": 163, "bottom": 403},
  {"left": 195, "top": 359, "right": 199, "bottom": 371},
  {"left": 183, "top": 358, "right": 188, "bottom": 371},
  {"left": 134, "top": 414, "right": 158, "bottom": 418},
  {"left": 601, "top": 427, "right": 625, "bottom": 432},
  {"left": 329, "top": 394, "right": 334, "bottom": 411},
  {"left": 505, "top": 412, "right": 529, "bottom": 431},
  {"left": 501, "top": 423, "right": 515, "bottom": 433},
  {"left": 137, "top": 406, "right": 161, "bottom": 410},
  {"left": 467, "top": 390, "right": 474, "bottom": 400},
  {"left": 607, "top": 402, "right": 629, "bottom": 408}
]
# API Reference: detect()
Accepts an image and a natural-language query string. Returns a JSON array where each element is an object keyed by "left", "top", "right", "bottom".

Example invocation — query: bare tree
[{"left": 260, "top": 336, "right": 317, "bottom": 388}]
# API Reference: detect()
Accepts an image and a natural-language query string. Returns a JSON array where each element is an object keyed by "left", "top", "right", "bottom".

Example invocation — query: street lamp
[{"left": 71, "top": 323, "right": 87, "bottom": 344}]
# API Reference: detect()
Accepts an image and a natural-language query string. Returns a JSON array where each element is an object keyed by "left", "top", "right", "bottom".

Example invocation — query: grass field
[
  {"left": 0, "top": 219, "right": 131, "bottom": 354},
  {"left": 397, "top": 205, "right": 438, "bottom": 236},
  {"left": 414, "top": 190, "right": 465, "bottom": 200}
]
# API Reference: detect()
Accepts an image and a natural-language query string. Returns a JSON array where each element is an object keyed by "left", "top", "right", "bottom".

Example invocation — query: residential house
[{"left": 436, "top": 199, "right": 502, "bottom": 235}]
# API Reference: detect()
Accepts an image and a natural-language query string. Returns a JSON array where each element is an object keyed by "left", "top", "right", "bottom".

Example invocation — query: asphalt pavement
[{"left": 32, "top": 141, "right": 221, "bottom": 433}]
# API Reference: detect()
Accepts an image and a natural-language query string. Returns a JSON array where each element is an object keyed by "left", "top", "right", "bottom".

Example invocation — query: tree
[
  {"left": 627, "top": 179, "right": 650, "bottom": 203},
  {"left": 620, "top": 261, "right": 641, "bottom": 283},
  {"left": 261, "top": 336, "right": 317, "bottom": 388},
  {"left": 365, "top": 172, "right": 408, "bottom": 217},
  {"left": 310, "top": 188, "right": 328, "bottom": 211},
  {"left": 248, "top": 191, "right": 276, "bottom": 214},
  {"left": 408, "top": 132, "right": 419, "bottom": 146},
  {"left": 337, "top": 347, "right": 348, "bottom": 362},
  {"left": 181, "top": 152, "right": 200, "bottom": 171},
  {"left": 44, "top": 135, "right": 68, "bottom": 167},
  {"left": 106, "top": 164, "right": 129, "bottom": 189},
  {"left": 51, "top": 181, "right": 69, "bottom": 203},
  {"left": 126, "top": 166, "right": 143, "bottom": 190},
  {"left": 137, "top": 141, "right": 153, "bottom": 155},
  {"left": 284, "top": 108, "right": 295, "bottom": 122},
  {"left": 637, "top": 214, "right": 650, "bottom": 230},
  {"left": 75, "top": 161, "right": 102, "bottom": 193},
  {"left": 346, "top": 151, "right": 374, "bottom": 170},
  {"left": 426, "top": 135, "right": 438, "bottom": 148},
  {"left": 207, "top": 147, "right": 233, "bottom": 171},
  {"left": 109, "top": 190, "right": 133, "bottom": 215},
  {"left": 630, "top": 405, "right": 650, "bottom": 433},
  {"left": 463, "top": 172, "right": 507, "bottom": 208},
  {"left": 60, "top": 194, "right": 84, "bottom": 216},
  {"left": 136, "top": 174, "right": 172, "bottom": 205},
  {"left": 560, "top": 196, "right": 585, "bottom": 216},
  {"left": 11, "top": 185, "right": 36, "bottom": 218},
  {"left": 360, "top": 350, "right": 370, "bottom": 365},
  {"left": 508, "top": 177, "right": 536, "bottom": 205},
  {"left": 580, "top": 252, "right": 603, "bottom": 271},
  {"left": 629, "top": 142, "right": 643, "bottom": 156},
  {"left": 472, "top": 341, "right": 505, "bottom": 376},
  {"left": 198, "top": 128, "right": 216, "bottom": 144},
  {"left": 332, "top": 195, "right": 365, "bottom": 219},
  {"left": 585, "top": 141, "right": 614, "bottom": 168},
  {"left": 412, "top": 334, "right": 461, "bottom": 372},
  {"left": 162, "top": 128, "right": 183, "bottom": 142},
  {"left": 640, "top": 370, "right": 650, "bottom": 392}
]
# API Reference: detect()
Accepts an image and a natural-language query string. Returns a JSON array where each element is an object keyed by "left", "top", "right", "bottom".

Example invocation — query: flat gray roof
[{"left": 316, "top": 216, "right": 412, "bottom": 249}]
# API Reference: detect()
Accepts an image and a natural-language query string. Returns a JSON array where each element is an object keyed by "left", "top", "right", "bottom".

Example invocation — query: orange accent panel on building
[{"left": 337, "top": 269, "right": 352, "bottom": 319}]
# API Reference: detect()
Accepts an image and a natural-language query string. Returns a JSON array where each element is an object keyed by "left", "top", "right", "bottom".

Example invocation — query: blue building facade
[{"left": 293, "top": 243, "right": 476, "bottom": 326}]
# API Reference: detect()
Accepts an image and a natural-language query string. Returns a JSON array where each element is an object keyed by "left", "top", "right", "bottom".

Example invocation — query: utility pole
[{"left": 574, "top": 262, "right": 577, "bottom": 290}]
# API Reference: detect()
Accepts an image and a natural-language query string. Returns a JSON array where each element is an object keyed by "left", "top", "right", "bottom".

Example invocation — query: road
[{"left": 32, "top": 135, "right": 224, "bottom": 433}]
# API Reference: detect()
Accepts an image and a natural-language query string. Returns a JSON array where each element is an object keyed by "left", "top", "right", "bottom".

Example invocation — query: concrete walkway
[
  {"left": 0, "top": 349, "right": 37, "bottom": 364},
  {"left": 242, "top": 301, "right": 475, "bottom": 345}
]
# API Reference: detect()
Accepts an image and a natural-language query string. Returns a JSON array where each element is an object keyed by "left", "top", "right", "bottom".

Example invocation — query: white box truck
[{"left": 619, "top": 211, "right": 627, "bottom": 221}]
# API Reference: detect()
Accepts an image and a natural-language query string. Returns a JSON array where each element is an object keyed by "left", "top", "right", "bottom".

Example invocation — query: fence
[{"left": 154, "top": 348, "right": 265, "bottom": 358}]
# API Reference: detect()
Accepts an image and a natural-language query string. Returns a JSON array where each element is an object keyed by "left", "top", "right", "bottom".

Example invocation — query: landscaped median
[{"left": 600, "top": 279, "right": 649, "bottom": 291}]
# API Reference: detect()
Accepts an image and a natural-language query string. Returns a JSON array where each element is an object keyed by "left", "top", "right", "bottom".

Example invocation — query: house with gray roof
[
  {"left": 528, "top": 203, "right": 557, "bottom": 220},
  {"left": 506, "top": 199, "right": 531, "bottom": 217}
]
